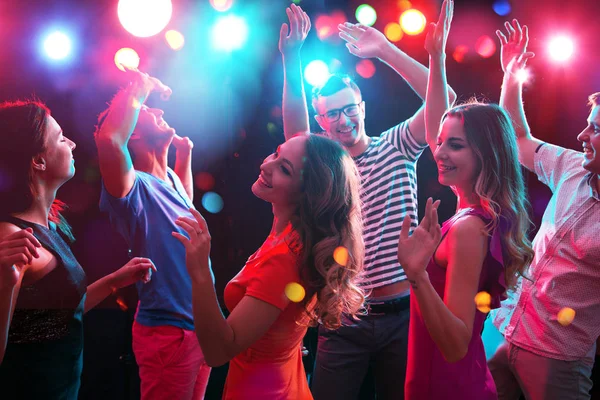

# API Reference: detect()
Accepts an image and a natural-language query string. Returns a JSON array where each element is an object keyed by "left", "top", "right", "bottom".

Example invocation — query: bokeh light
[
  {"left": 333, "top": 246, "right": 349, "bottom": 267},
  {"left": 165, "top": 30, "right": 185, "bottom": 50},
  {"left": 118, "top": 0, "right": 172, "bottom": 38},
  {"left": 285, "top": 282, "right": 306, "bottom": 303},
  {"left": 548, "top": 36, "right": 574, "bottom": 62},
  {"left": 210, "top": 0, "right": 233, "bottom": 12},
  {"left": 355, "top": 4, "right": 377, "bottom": 27},
  {"left": 384, "top": 22, "right": 404, "bottom": 42},
  {"left": 474, "top": 291, "right": 491, "bottom": 314},
  {"left": 516, "top": 68, "right": 530, "bottom": 84},
  {"left": 195, "top": 172, "right": 215, "bottom": 192},
  {"left": 114, "top": 48, "right": 140, "bottom": 71},
  {"left": 202, "top": 192, "right": 224, "bottom": 214},
  {"left": 452, "top": 45, "right": 469, "bottom": 63},
  {"left": 397, "top": 0, "right": 412, "bottom": 11},
  {"left": 356, "top": 59, "right": 376, "bottom": 79},
  {"left": 557, "top": 307, "right": 576, "bottom": 326},
  {"left": 492, "top": 0, "right": 511, "bottom": 16},
  {"left": 43, "top": 31, "right": 72, "bottom": 60},
  {"left": 400, "top": 9, "right": 426, "bottom": 36},
  {"left": 304, "top": 60, "right": 330, "bottom": 87},
  {"left": 211, "top": 15, "right": 249, "bottom": 51},
  {"left": 315, "top": 15, "right": 335, "bottom": 40},
  {"left": 475, "top": 35, "right": 496, "bottom": 58}
]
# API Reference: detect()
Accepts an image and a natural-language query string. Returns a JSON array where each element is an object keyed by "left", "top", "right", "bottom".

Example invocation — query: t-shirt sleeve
[
  {"left": 533, "top": 142, "right": 583, "bottom": 193},
  {"left": 245, "top": 252, "right": 300, "bottom": 311},
  {"left": 98, "top": 174, "right": 144, "bottom": 241},
  {"left": 380, "top": 119, "right": 428, "bottom": 162}
]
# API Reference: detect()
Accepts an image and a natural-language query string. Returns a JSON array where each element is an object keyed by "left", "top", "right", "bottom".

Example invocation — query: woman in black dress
[{"left": 0, "top": 99, "right": 157, "bottom": 400}]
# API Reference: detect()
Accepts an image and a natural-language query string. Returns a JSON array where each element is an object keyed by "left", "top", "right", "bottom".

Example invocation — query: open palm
[
  {"left": 424, "top": 0, "right": 454, "bottom": 58},
  {"left": 397, "top": 198, "right": 442, "bottom": 279},
  {"left": 338, "top": 23, "right": 388, "bottom": 59},
  {"left": 496, "top": 19, "right": 534, "bottom": 74}
]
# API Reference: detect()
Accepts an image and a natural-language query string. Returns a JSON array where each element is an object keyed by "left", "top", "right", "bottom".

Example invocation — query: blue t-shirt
[{"left": 99, "top": 168, "right": 195, "bottom": 330}]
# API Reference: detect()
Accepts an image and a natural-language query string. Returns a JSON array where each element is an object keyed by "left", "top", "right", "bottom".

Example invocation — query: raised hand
[
  {"left": 171, "top": 134, "right": 194, "bottom": 152},
  {"left": 173, "top": 208, "right": 212, "bottom": 280},
  {"left": 122, "top": 66, "right": 173, "bottom": 101},
  {"left": 397, "top": 198, "right": 442, "bottom": 280},
  {"left": 496, "top": 19, "right": 535, "bottom": 75},
  {"left": 111, "top": 257, "right": 157, "bottom": 288},
  {"left": 279, "top": 3, "right": 311, "bottom": 56},
  {"left": 424, "top": 0, "right": 454, "bottom": 58},
  {"left": 338, "top": 23, "right": 389, "bottom": 59},
  {"left": 0, "top": 228, "right": 41, "bottom": 289}
]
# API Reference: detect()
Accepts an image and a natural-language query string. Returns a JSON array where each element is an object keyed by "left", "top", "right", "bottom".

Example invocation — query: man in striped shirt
[{"left": 279, "top": 5, "right": 455, "bottom": 398}]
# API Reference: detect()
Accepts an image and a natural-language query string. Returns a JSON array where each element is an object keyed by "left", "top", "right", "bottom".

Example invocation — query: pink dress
[{"left": 405, "top": 208, "right": 506, "bottom": 400}]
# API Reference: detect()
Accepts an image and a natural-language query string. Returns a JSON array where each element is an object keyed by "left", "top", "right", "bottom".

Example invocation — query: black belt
[{"left": 367, "top": 295, "right": 410, "bottom": 315}]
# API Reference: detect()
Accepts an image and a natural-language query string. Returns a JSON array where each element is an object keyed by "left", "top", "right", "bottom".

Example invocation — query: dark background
[{"left": 1, "top": 0, "right": 599, "bottom": 398}]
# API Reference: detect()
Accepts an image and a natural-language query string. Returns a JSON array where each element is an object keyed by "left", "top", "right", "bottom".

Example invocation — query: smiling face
[
  {"left": 251, "top": 135, "right": 307, "bottom": 208},
  {"left": 434, "top": 115, "right": 479, "bottom": 190},
  {"left": 131, "top": 105, "right": 176, "bottom": 144},
  {"left": 577, "top": 104, "right": 600, "bottom": 175},
  {"left": 314, "top": 88, "right": 366, "bottom": 149}
]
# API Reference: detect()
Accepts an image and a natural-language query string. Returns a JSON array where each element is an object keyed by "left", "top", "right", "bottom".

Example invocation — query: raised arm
[
  {"left": 279, "top": 4, "right": 312, "bottom": 140},
  {"left": 497, "top": 19, "right": 540, "bottom": 171},
  {"left": 94, "top": 70, "right": 171, "bottom": 198},
  {"left": 423, "top": 0, "right": 454, "bottom": 151},
  {"left": 0, "top": 226, "right": 41, "bottom": 364},
  {"left": 338, "top": 19, "right": 456, "bottom": 144},
  {"left": 173, "top": 209, "right": 284, "bottom": 367},
  {"left": 171, "top": 135, "right": 194, "bottom": 201}
]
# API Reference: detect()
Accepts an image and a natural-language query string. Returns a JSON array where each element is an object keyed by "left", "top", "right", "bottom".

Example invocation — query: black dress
[{"left": 0, "top": 216, "right": 87, "bottom": 400}]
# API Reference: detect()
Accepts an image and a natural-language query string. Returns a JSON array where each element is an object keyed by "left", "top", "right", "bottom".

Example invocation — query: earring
[{"left": 40, "top": 165, "right": 46, "bottom": 171}]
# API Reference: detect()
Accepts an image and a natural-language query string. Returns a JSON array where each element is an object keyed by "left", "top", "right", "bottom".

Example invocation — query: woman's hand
[
  {"left": 424, "top": 0, "right": 454, "bottom": 59},
  {"left": 110, "top": 257, "right": 157, "bottom": 289},
  {"left": 173, "top": 208, "right": 213, "bottom": 282},
  {"left": 0, "top": 228, "right": 41, "bottom": 289}
]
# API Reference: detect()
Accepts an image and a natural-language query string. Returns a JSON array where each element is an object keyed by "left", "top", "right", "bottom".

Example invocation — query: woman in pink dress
[{"left": 396, "top": 1, "right": 534, "bottom": 399}]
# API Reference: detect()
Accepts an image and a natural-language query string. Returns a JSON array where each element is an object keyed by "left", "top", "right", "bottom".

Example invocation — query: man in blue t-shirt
[{"left": 94, "top": 70, "right": 211, "bottom": 400}]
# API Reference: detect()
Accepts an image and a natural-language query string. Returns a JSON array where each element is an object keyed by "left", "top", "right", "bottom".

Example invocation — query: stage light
[
  {"left": 118, "top": 0, "right": 172, "bottom": 38},
  {"left": 475, "top": 35, "right": 496, "bottom": 58},
  {"left": 356, "top": 59, "right": 376, "bottom": 79},
  {"left": 43, "top": 31, "right": 72, "bottom": 60},
  {"left": 315, "top": 15, "right": 334, "bottom": 40},
  {"left": 384, "top": 22, "right": 403, "bottom": 42},
  {"left": 304, "top": 60, "right": 330, "bottom": 87},
  {"left": 492, "top": 0, "right": 511, "bottom": 16},
  {"left": 355, "top": 4, "right": 377, "bottom": 27},
  {"left": 548, "top": 36, "right": 574, "bottom": 62},
  {"left": 212, "top": 15, "right": 248, "bottom": 51},
  {"left": 165, "top": 30, "right": 185, "bottom": 50},
  {"left": 400, "top": 9, "right": 426, "bottom": 36},
  {"left": 114, "top": 48, "right": 140, "bottom": 71},
  {"left": 516, "top": 68, "right": 530, "bottom": 84},
  {"left": 210, "top": 0, "right": 233, "bottom": 12}
]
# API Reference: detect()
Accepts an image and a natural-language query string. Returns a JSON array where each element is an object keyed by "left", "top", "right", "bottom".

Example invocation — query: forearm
[
  {"left": 84, "top": 273, "right": 116, "bottom": 313},
  {"left": 500, "top": 74, "right": 531, "bottom": 140},
  {"left": 425, "top": 55, "right": 450, "bottom": 150},
  {"left": 190, "top": 274, "right": 236, "bottom": 367},
  {"left": 410, "top": 272, "right": 471, "bottom": 362},
  {"left": 0, "top": 287, "right": 15, "bottom": 364},
  {"left": 174, "top": 150, "right": 194, "bottom": 201},
  {"left": 379, "top": 43, "right": 456, "bottom": 103},
  {"left": 282, "top": 53, "right": 310, "bottom": 140}
]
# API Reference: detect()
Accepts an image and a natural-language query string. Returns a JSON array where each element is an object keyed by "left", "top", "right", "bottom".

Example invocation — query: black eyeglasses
[{"left": 319, "top": 102, "right": 363, "bottom": 123}]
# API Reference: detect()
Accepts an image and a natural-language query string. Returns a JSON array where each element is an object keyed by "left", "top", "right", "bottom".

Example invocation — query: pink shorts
[{"left": 132, "top": 321, "right": 211, "bottom": 400}]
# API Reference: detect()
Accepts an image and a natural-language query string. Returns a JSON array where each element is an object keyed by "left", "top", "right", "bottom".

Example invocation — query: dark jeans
[{"left": 311, "top": 307, "right": 410, "bottom": 400}]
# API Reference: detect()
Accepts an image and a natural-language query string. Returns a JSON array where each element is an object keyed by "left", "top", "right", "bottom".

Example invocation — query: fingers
[
  {"left": 175, "top": 217, "right": 199, "bottom": 239},
  {"left": 279, "top": 22, "right": 289, "bottom": 42},
  {"left": 521, "top": 25, "right": 529, "bottom": 48},
  {"left": 172, "top": 231, "right": 189, "bottom": 245},
  {"left": 504, "top": 21, "right": 516, "bottom": 42},
  {"left": 512, "top": 19, "right": 522, "bottom": 43},
  {"left": 338, "top": 23, "right": 354, "bottom": 35},
  {"left": 420, "top": 198, "right": 434, "bottom": 231},
  {"left": 399, "top": 214, "right": 412, "bottom": 241},
  {"left": 339, "top": 31, "right": 358, "bottom": 45},
  {"left": 4, "top": 253, "right": 28, "bottom": 268},
  {"left": 189, "top": 208, "right": 209, "bottom": 234},
  {"left": 496, "top": 29, "right": 508, "bottom": 45},
  {"left": 429, "top": 202, "right": 441, "bottom": 233},
  {"left": 345, "top": 42, "right": 360, "bottom": 57}
]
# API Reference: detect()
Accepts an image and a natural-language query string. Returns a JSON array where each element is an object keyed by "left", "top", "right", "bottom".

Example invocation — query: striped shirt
[
  {"left": 354, "top": 120, "right": 427, "bottom": 289},
  {"left": 493, "top": 142, "right": 600, "bottom": 361}
]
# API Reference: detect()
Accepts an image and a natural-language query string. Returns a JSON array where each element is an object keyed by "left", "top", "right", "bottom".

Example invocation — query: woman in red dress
[{"left": 173, "top": 134, "right": 365, "bottom": 399}]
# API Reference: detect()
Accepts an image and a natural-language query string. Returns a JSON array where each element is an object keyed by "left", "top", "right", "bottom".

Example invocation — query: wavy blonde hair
[
  {"left": 445, "top": 102, "right": 534, "bottom": 288},
  {"left": 287, "top": 135, "right": 365, "bottom": 330}
]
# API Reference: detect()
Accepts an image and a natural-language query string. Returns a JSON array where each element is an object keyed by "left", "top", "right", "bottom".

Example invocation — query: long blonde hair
[
  {"left": 289, "top": 135, "right": 365, "bottom": 330},
  {"left": 445, "top": 102, "right": 534, "bottom": 288}
]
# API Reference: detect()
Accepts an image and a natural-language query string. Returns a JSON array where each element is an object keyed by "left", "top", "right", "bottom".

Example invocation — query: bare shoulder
[
  {"left": 447, "top": 215, "right": 487, "bottom": 241},
  {"left": 0, "top": 222, "right": 22, "bottom": 239}
]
